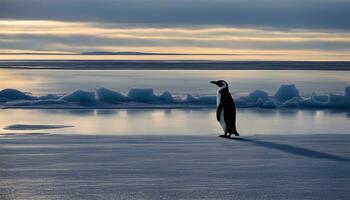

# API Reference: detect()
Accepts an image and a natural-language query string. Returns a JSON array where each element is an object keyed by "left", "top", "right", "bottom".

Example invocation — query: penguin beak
[{"left": 210, "top": 81, "right": 218, "bottom": 86}]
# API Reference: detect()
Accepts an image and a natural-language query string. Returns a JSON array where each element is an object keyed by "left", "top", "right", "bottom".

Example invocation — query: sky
[{"left": 1, "top": 0, "right": 350, "bottom": 61}]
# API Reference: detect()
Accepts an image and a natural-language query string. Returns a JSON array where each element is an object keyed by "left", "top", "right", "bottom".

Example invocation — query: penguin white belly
[
  {"left": 216, "top": 90, "right": 221, "bottom": 107},
  {"left": 216, "top": 90, "right": 227, "bottom": 132},
  {"left": 219, "top": 109, "right": 227, "bottom": 132}
]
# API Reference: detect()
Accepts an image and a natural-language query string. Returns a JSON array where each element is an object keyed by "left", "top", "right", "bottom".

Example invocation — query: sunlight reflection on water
[
  {"left": 0, "top": 69, "right": 349, "bottom": 95},
  {"left": 0, "top": 108, "right": 349, "bottom": 135}
]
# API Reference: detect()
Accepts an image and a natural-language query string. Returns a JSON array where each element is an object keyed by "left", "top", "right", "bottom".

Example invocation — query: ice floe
[{"left": 1, "top": 84, "right": 349, "bottom": 109}]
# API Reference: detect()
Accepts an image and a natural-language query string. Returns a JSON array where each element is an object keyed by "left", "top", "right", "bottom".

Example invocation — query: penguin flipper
[{"left": 216, "top": 102, "right": 223, "bottom": 121}]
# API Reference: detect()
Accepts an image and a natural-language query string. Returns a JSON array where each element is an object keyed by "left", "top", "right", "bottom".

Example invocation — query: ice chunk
[
  {"left": 128, "top": 88, "right": 157, "bottom": 103},
  {"left": 256, "top": 98, "right": 268, "bottom": 107},
  {"left": 5, "top": 99, "right": 66, "bottom": 107},
  {"left": 158, "top": 91, "right": 173, "bottom": 103},
  {"left": 275, "top": 84, "right": 300, "bottom": 102},
  {"left": 311, "top": 93, "right": 329, "bottom": 103},
  {"left": 261, "top": 100, "right": 277, "bottom": 108},
  {"left": 127, "top": 89, "right": 173, "bottom": 103},
  {"left": 197, "top": 95, "right": 216, "bottom": 104},
  {"left": 283, "top": 97, "right": 303, "bottom": 108},
  {"left": 327, "top": 94, "right": 350, "bottom": 108},
  {"left": 232, "top": 96, "right": 253, "bottom": 107},
  {"left": 184, "top": 94, "right": 215, "bottom": 105},
  {"left": 0, "top": 88, "right": 36, "bottom": 100},
  {"left": 247, "top": 90, "right": 269, "bottom": 103},
  {"left": 184, "top": 94, "right": 197, "bottom": 103},
  {"left": 96, "top": 87, "right": 128, "bottom": 103},
  {"left": 302, "top": 98, "right": 324, "bottom": 108},
  {"left": 38, "top": 94, "right": 62, "bottom": 100},
  {"left": 0, "top": 97, "right": 7, "bottom": 102},
  {"left": 244, "top": 89, "right": 270, "bottom": 107},
  {"left": 61, "top": 90, "right": 96, "bottom": 104},
  {"left": 345, "top": 86, "right": 350, "bottom": 97}
]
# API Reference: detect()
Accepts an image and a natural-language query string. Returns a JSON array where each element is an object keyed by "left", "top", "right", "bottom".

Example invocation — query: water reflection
[
  {"left": 0, "top": 69, "right": 349, "bottom": 96},
  {"left": 96, "top": 109, "right": 118, "bottom": 116},
  {"left": 40, "top": 109, "right": 96, "bottom": 116},
  {"left": 0, "top": 108, "right": 349, "bottom": 135}
]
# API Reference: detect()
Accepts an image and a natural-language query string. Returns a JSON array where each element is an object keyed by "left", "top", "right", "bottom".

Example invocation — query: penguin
[{"left": 210, "top": 80, "right": 239, "bottom": 137}]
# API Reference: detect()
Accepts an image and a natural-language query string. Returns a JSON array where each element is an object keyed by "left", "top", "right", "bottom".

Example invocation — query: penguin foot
[{"left": 229, "top": 132, "right": 239, "bottom": 137}]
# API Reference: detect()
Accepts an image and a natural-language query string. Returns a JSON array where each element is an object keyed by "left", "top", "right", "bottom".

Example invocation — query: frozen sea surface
[{"left": 0, "top": 134, "right": 349, "bottom": 200}]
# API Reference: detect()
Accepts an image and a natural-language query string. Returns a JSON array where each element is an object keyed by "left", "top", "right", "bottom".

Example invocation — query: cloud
[
  {"left": 1, "top": 20, "right": 350, "bottom": 53},
  {"left": 0, "top": 20, "right": 349, "bottom": 61},
  {"left": 1, "top": 0, "right": 350, "bottom": 60},
  {"left": 1, "top": 0, "right": 350, "bottom": 30}
]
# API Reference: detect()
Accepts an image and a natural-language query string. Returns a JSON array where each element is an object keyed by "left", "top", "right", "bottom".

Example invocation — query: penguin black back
[{"left": 219, "top": 86, "right": 238, "bottom": 135}]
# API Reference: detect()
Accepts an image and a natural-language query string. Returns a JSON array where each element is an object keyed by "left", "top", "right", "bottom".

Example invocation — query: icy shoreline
[{"left": 1, "top": 84, "right": 350, "bottom": 109}]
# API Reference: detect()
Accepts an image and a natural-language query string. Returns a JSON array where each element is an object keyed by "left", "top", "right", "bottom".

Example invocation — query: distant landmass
[
  {"left": 80, "top": 51, "right": 235, "bottom": 56},
  {"left": 0, "top": 51, "right": 235, "bottom": 56}
]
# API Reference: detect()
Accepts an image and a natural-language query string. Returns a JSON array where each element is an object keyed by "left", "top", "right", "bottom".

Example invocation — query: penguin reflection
[{"left": 210, "top": 80, "right": 239, "bottom": 137}]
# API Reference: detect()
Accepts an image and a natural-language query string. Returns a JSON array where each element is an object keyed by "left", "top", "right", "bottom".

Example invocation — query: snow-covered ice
[{"left": 0, "top": 134, "right": 349, "bottom": 200}]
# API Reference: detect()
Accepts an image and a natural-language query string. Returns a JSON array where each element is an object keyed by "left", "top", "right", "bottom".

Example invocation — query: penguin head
[{"left": 210, "top": 80, "right": 228, "bottom": 88}]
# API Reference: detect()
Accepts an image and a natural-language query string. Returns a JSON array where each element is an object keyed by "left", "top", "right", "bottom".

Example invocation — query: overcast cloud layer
[
  {"left": 1, "top": 0, "right": 350, "bottom": 30},
  {"left": 1, "top": 0, "right": 350, "bottom": 60}
]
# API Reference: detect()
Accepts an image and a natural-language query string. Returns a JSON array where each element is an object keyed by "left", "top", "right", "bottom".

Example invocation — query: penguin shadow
[{"left": 221, "top": 136, "right": 349, "bottom": 162}]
